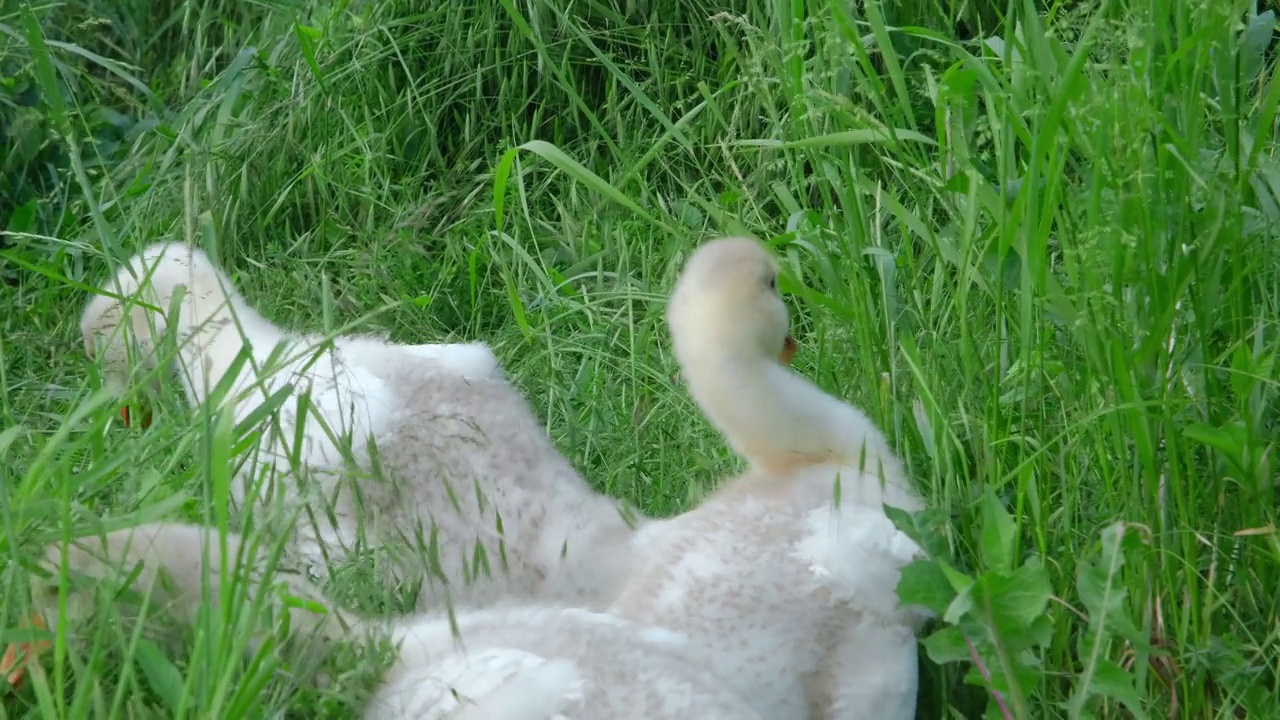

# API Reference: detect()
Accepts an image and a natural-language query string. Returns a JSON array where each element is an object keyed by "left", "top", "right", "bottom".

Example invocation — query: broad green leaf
[
  {"left": 938, "top": 558, "right": 976, "bottom": 594},
  {"left": 943, "top": 583, "right": 974, "bottom": 625},
  {"left": 1241, "top": 11, "right": 1276, "bottom": 87},
  {"left": 980, "top": 488, "right": 1017, "bottom": 573},
  {"left": 1028, "top": 615, "right": 1055, "bottom": 652},
  {"left": 1070, "top": 523, "right": 1150, "bottom": 720},
  {"left": 6, "top": 200, "right": 37, "bottom": 233},
  {"left": 954, "top": 560, "right": 1053, "bottom": 712},
  {"left": 132, "top": 639, "right": 186, "bottom": 712},
  {"left": 293, "top": 22, "right": 327, "bottom": 92},
  {"left": 1184, "top": 422, "right": 1245, "bottom": 460},
  {"left": 897, "top": 559, "right": 955, "bottom": 616},
  {"left": 973, "top": 559, "right": 1053, "bottom": 635},
  {"left": 922, "top": 625, "right": 972, "bottom": 665},
  {"left": 1078, "top": 523, "right": 1146, "bottom": 647},
  {"left": 1074, "top": 659, "right": 1148, "bottom": 720}
]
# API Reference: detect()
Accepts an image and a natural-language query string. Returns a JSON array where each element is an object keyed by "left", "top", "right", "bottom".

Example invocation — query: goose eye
[{"left": 768, "top": 275, "right": 777, "bottom": 290}]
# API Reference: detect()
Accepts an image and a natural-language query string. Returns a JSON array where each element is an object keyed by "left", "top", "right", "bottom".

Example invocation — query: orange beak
[
  {"left": 779, "top": 335, "right": 798, "bottom": 365},
  {"left": 119, "top": 405, "right": 152, "bottom": 429},
  {"left": 1, "top": 612, "right": 50, "bottom": 689}
]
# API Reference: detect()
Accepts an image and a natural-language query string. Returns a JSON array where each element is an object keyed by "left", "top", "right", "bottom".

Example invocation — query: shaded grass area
[{"left": 2, "top": 0, "right": 1278, "bottom": 717}]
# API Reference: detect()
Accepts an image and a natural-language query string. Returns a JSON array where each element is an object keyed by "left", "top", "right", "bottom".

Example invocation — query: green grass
[{"left": 2, "top": 0, "right": 1278, "bottom": 717}]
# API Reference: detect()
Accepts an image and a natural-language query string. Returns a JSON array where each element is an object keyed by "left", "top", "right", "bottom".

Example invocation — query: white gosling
[
  {"left": 26, "top": 523, "right": 761, "bottom": 720},
  {"left": 78, "top": 242, "right": 641, "bottom": 611},
  {"left": 663, "top": 237, "right": 921, "bottom": 513},
  {"left": 608, "top": 237, "right": 927, "bottom": 720}
]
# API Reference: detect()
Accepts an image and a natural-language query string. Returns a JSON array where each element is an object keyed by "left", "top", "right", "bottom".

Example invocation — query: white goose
[
  {"left": 20, "top": 523, "right": 760, "bottom": 720},
  {"left": 608, "top": 236, "right": 927, "bottom": 719},
  {"left": 78, "top": 242, "right": 640, "bottom": 611}
]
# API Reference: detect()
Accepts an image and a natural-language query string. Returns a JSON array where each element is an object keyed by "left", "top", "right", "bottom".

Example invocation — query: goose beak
[
  {"left": 1, "top": 612, "right": 50, "bottom": 689},
  {"left": 119, "top": 403, "right": 153, "bottom": 429},
  {"left": 780, "top": 335, "right": 798, "bottom": 365}
]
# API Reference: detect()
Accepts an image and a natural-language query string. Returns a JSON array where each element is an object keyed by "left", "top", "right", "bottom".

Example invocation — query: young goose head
[
  {"left": 80, "top": 243, "right": 273, "bottom": 425},
  {"left": 666, "top": 237, "right": 794, "bottom": 373},
  {"left": 667, "top": 238, "right": 918, "bottom": 510},
  {"left": 667, "top": 237, "right": 818, "bottom": 472}
]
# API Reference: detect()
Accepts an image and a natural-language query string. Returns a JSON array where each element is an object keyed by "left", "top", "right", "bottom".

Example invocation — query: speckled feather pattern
[
  {"left": 615, "top": 236, "right": 930, "bottom": 720},
  {"left": 79, "top": 242, "right": 640, "bottom": 611},
  {"left": 370, "top": 606, "right": 762, "bottom": 720},
  {"left": 55, "top": 236, "right": 931, "bottom": 720},
  {"left": 611, "top": 475, "right": 924, "bottom": 720},
  {"left": 34, "top": 523, "right": 761, "bottom": 720}
]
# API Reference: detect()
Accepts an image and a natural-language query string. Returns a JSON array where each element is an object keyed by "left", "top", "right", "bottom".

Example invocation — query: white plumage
[
  {"left": 371, "top": 606, "right": 758, "bottom": 720},
  {"left": 29, "top": 523, "right": 760, "bottom": 720},
  {"left": 609, "top": 236, "right": 928, "bottom": 719},
  {"left": 51, "top": 237, "right": 931, "bottom": 719},
  {"left": 79, "top": 242, "right": 641, "bottom": 611}
]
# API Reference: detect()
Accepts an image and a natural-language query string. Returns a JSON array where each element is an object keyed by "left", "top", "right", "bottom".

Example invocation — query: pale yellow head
[
  {"left": 79, "top": 243, "right": 236, "bottom": 427},
  {"left": 667, "top": 237, "right": 795, "bottom": 366}
]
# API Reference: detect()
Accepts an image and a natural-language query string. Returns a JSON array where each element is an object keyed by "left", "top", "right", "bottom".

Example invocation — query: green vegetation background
[{"left": 1, "top": 0, "right": 1277, "bottom": 717}]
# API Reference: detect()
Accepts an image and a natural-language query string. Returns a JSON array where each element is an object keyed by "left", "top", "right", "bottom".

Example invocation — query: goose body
[
  {"left": 79, "top": 242, "right": 640, "bottom": 610},
  {"left": 370, "top": 606, "right": 759, "bottom": 720},
  {"left": 29, "top": 523, "right": 758, "bottom": 720},
  {"left": 610, "top": 237, "right": 927, "bottom": 719}
]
